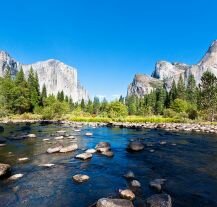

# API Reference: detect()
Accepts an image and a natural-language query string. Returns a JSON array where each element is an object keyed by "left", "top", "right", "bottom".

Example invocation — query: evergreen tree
[
  {"left": 80, "top": 98, "right": 85, "bottom": 110},
  {"left": 186, "top": 74, "right": 197, "bottom": 105},
  {"left": 169, "top": 80, "right": 177, "bottom": 105},
  {"left": 86, "top": 99, "right": 93, "bottom": 114},
  {"left": 41, "top": 83, "right": 47, "bottom": 106},
  {"left": 119, "top": 95, "right": 125, "bottom": 104},
  {"left": 177, "top": 75, "right": 186, "bottom": 99},
  {"left": 155, "top": 87, "right": 166, "bottom": 114},
  {"left": 126, "top": 95, "right": 137, "bottom": 115},
  {"left": 199, "top": 71, "right": 217, "bottom": 121},
  {"left": 93, "top": 97, "right": 100, "bottom": 114}
]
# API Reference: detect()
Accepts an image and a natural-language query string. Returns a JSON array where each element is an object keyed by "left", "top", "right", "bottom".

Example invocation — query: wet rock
[
  {"left": 47, "top": 146, "right": 62, "bottom": 153},
  {"left": 8, "top": 173, "right": 23, "bottom": 181},
  {"left": 149, "top": 179, "right": 167, "bottom": 192},
  {"left": 131, "top": 180, "right": 141, "bottom": 187},
  {"left": 150, "top": 149, "right": 155, "bottom": 153},
  {"left": 67, "top": 136, "right": 75, "bottom": 139},
  {"left": 26, "top": 134, "right": 36, "bottom": 138},
  {"left": 56, "top": 130, "right": 66, "bottom": 135},
  {"left": 59, "top": 144, "right": 78, "bottom": 153},
  {"left": 85, "top": 132, "right": 93, "bottom": 136},
  {"left": 38, "top": 163, "right": 55, "bottom": 167},
  {"left": 146, "top": 193, "right": 172, "bottom": 207},
  {"left": 85, "top": 149, "right": 97, "bottom": 154},
  {"left": 18, "top": 157, "right": 29, "bottom": 162},
  {"left": 95, "top": 142, "right": 111, "bottom": 152},
  {"left": 160, "top": 141, "right": 167, "bottom": 145},
  {"left": 101, "top": 151, "right": 114, "bottom": 157},
  {"left": 96, "top": 198, "right": 134, "bottom": 207},
  {"left": 0, "top": 144, "right": 6, "bottom": 147},
  {"left": 128, "top": 141, "right": 144, "bottom": 152},
  {"left": 76, "top": 153, "right": 92, "bottom": 160},
  {"left": 54, "top": 136, "right": 64, "bottom": 140},
  {"left": 0, "top": 163, "right": 11, "bottom": 178},
  {"left": 43, "top": 138, "right": 50, "bottom": 141},
  {"left": 124, "top": 171, "right": 135, "bottom": 179},
  {"left": 119, "top": 189, "right": 135, "bottom": 200},
  {"left": 72, "top": 174, "right": 89, "bottom": 183},
  {"left": 74, "top": 129, "right": 81, "bottom": 132}
]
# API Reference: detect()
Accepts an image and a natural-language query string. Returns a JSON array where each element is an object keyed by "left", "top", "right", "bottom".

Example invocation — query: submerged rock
[
  {"left": 96, "top": 198, "right": 134, "bottom": 207},
  {"left": 0, "top": 163, "right": 11, "bottom": 178},
  {"left": 76, "top": 153, "right": 92, "bottom": 160},
  {"left": 101, "top": 151, "right": 114, "bottom": 157},
  {"left": 146, "top": 194, "right": 172, "bottom": 207},
  {"left": 127, "top": 141, "right": 144, "bottom": 152},
  {"left": 8, "top": 173, "right": 23, "bottom": 181},
  {"left": 47, "top": 146, "right": 62, "bottom": 153},
  {"left": 119, "top": 189, "right": 135, "bottom": 200},
  {"left": 72, "top": 174, "right": 89, "bottom": 183},
  {"left": 59, "top": 144, "right": 78, "bottom": 153},
  {"left": 149, "top": 179, "right": 167, "bottom": 192},
  {"left": 124, "top": 171, "right": 135, "bottom": 179}
]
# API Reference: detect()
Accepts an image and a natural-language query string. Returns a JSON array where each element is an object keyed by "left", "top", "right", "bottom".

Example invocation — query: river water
[{"left": 0, "top": 122, "right": 217, "bottom": 207}]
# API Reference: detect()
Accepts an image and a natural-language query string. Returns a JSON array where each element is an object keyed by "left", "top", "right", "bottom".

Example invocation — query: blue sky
[{"left": 0, "top": 0, "right": 217, "bottom": 100}]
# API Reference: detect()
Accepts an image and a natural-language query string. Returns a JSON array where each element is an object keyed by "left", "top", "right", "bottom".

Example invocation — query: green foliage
[
  {"left": 176, "top": 75, "right": 186, "bottom": 99},
  {"left": 106, "top": 101, "right": 128, "bottom": 118},
  {"left": 171, "top": 98, "right": 189, "bottom": 113}
]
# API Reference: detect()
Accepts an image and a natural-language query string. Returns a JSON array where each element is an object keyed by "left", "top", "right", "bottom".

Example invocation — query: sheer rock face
[
  {"left": 128, "top": 40, "right": 217, "bottom": 97},
  {"left": 0, "top": 52, "right": 89, "bottom": 102}
]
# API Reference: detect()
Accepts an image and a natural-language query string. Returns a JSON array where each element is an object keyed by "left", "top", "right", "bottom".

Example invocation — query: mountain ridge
[
  {"left": 0, "top": 51, "right": 89, "bottom": 102},
  {"left": 128, "top": 40, "right": 217, "bottom": 97}
]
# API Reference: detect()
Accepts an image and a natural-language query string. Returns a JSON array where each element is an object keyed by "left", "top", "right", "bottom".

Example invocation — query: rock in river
[
  {"left": 96, "top": 198, "right": 134, "bottom": 207},
  {"left": 76, "top": 152, "right": 92, "bottom": 160},
  {"left": 101, "top": 151, "right": 114, "bottom": 157},
  {"left": 72, "top": 174, "right": 89, "bottom": 183},
  {"left": 59, "top": 144, "right": 78, "bottom": 153},
  {"left": 85, "top": 149, "right": 96, "bottom": 154},
  {"left": 119, "top": 189, "right": 135, "bottom": 200},
  {"left": 127, "top": 141, "right": 144, "bottom": 152},
  {"left": 85, "top": 132, "right": 93, "bottom": 136},
  {"left": 146, "top": 194, "right": 172, "bottom": 207},
  {"left": 124, "top": 171, "right": 135, "bottom": 179},
  {"left": 0, "top": 163, "right": 11, "bottom": 178},
  {"left": 149, "top": 179, "right": 167, "bottom": 192},
  {"left": 26, "top": 134, "right": 36, "bottom": 138},
  {"left": 131, "top": 180, "right": 141, "bottom": 187},
  {"left": 47, "top": 146, "right": 62, "bottom": 154},
  {"left": 95, "top": 142, "right": 111, "bottom": 152},
  {"left": 18, "top": 157, "right": 29, "bottom": 162},
  {"left": 8, "top": 173, "right": 23, "bottom": 181}
]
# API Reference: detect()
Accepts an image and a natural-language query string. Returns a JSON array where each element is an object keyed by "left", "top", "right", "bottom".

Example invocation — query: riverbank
[{"left": 1, "top": 118, "right": 217, "bottom": 134}]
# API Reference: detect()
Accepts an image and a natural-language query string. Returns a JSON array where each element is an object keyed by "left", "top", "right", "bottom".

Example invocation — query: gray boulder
[
  {"left": 0, "top": 163, "right": 11, "bottom": 178},
  {"left": 96, "top": 198, "right": 134, "bottom": 207},
  {"left": 146, "top": 194, "right": 172, "bottom": 207}
]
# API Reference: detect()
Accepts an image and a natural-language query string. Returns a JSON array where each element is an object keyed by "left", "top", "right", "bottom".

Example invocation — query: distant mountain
[
  {"left": 0, "top": 51, "right": 89, "bottom": 102},
  {"left": 128, "top": 40, "right": 217, "bottom": 97}
]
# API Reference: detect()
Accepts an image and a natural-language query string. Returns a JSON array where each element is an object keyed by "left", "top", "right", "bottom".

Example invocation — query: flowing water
[{"left": 0, "top": 122, "right": 217, "bottom": 207}]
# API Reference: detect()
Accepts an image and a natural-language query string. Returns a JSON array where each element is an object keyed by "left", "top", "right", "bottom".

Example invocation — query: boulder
[
  {"left": 38, "top": 163, "right": 55, "bottom": 167},
  {"left": 26, "top": 134, "right": 36, "bottom": 138},
  {"left": 95, "top": 142, "right": 111, "bottom": 152},
  {"left": 101, "top": 151, "right": 114, "bottom": 157},
  {"left": 85, "top": 149, "right": 97, "bottom": 154},
  {"left": 0, "top": 163, "right": 11, "bottom": 178},
  {"left": 72, "top": 174, "right": 89, "bottom": 183},
  {"left": 43, "top": 138, "right": 50, "bottom": 141},
  {"left": 0, "top": 144, "right": 6, "bottom": 147},
  {"left": 96, "top": 198, "right": 134, "bottom": 207},
  {"left": 59, "top": 144, "right": 78, "bottom": 153},
  {"left": 18, "top": 157, "right": 29, "bottom": 162},
  {"left": 128, "top": 141, "right": 144, "bottom": 152},
  {"left": 131, "top": 180, "right": 141, "bottom": 187},
  {"left": 119, "top": 189, "right": 135, "bottom": 200},
  {"left": 56, "top": 130, "right": 66, "bottom": 135},
  {"left": 8, "top": 173, "right": 23, "bottom": 181},
  {"left": 146, "top": 194, "right": 172, "bottom": 207},
  {"left": 76, "top": 153, "right": 92, "bottom": 160},
  {"left": 85, "top": 132, "right": 93, "bottom": 136},
  {"left": 54, "top": 136, "right": 64, "bottom": 140},
  {"left": 47, "top": 146, "right": 62, "bottom": 153},
  {"left": 124, "top": 171, "right": 135, "bottom": 179},
  {"left": 149, "top": 179, "right": 167, "bottom": 192}
]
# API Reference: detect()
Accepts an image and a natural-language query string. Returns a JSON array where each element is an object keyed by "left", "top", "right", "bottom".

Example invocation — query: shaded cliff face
[
  {"left": 128, "top": 40, "right": 217, "bottom": 97},
  {"left": 0, "top": 52, "right": 89, "bottom": 102}
]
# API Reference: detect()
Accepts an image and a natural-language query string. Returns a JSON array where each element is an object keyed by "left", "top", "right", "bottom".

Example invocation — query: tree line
[{"left": 0, "top": 67, "right": 217, "bottom": 121}]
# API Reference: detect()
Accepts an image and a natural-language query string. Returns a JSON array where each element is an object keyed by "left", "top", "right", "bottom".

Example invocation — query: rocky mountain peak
[{"left": 128, "top": 40, "right": 217, "bottom": 97}]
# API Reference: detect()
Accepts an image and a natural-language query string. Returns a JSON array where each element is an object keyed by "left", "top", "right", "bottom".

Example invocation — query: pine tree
[
  {"left": 41, "top": 83, "right": 47, "bottom": 106},
  {"left": 169, "top": 80, "right": 177, "bottom": 105},
  {"left": 93, "top": 97, "right": 100, "bottom": 114},
  {"left": 80, "top": 98, "right": 85, "bottom": 110},
  {"left": 177, "top": 75, "right": 186, "bottom": 99},
  {"left": 155, "top": 87, "right": 166, "bottom": 114},
  {"left": 126, "top": 95, "right": 137, "bottom": 115},
  {"left": 186, "top": 74, "right": 197, "bottom": 105}
]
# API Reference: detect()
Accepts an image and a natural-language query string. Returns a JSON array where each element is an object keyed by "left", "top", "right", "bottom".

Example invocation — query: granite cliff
[
  {"left": 0, "top": 51, "right": 89, "bottom": 102},
  {"left": 128, "top": 40, "right": 217, "bottom": 97}
]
